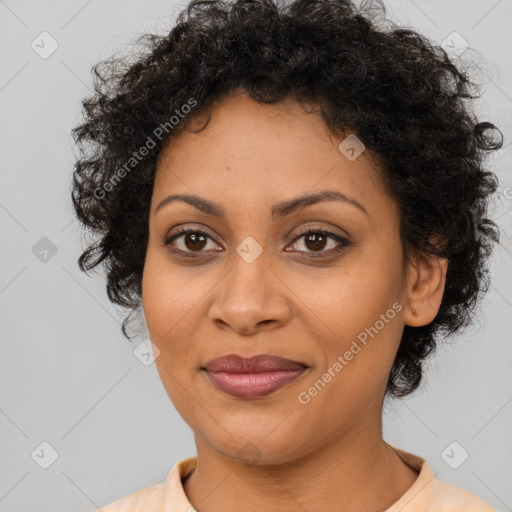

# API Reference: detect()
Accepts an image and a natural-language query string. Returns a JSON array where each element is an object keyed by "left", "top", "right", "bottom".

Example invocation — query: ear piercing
[{"left": 411, "top": 307, "right": 419, "bottom": 317}]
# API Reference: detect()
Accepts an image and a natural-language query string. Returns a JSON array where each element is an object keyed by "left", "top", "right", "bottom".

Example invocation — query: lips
[
  {"left": 202, "top": 354, "right": 308, "bottom": 398},
  {"left": 203, "top": 354, "right": 307, "bottom": 373}
]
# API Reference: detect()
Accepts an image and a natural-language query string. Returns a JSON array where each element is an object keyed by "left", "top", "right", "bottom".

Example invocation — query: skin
[{"left": 142, "top": 91, "right": 448, "bottom": 512}]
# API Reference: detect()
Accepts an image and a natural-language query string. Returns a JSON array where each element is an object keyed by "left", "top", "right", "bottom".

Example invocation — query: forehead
[{"left": 153, "top": 93, "right": 394, "bottom": 220}]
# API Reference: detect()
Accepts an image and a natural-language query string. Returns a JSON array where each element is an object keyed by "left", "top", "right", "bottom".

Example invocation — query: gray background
[{"left": 0, "top": 0, "right": 511, "bottom": 511}]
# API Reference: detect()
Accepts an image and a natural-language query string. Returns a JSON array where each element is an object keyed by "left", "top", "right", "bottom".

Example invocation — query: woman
[{"left": 71, "top": 0, "right": 503, "bottom": 510}]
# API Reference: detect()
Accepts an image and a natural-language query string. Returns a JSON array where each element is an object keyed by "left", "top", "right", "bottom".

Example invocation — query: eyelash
[{"left": 164, "top": 227, "right": 350, "bottom": 259}]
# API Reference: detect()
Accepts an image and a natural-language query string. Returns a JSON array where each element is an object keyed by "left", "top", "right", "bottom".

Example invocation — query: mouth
[{"left": 201, "top": 354, "right": 309, "bottom": 399}]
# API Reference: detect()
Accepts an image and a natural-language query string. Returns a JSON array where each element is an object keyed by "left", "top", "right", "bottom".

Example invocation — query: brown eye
[
  {"left": 286, "top": 228, "right": 350, "bottom": 257},
  {"left": 303, "top": 232, "right": 328, "bottom": 251},
  {"left": 164, "top": 228, "right": 220, "bottom": 254},
  {"left": 182, "top": 232, "right": 208, "bottom": 251}
]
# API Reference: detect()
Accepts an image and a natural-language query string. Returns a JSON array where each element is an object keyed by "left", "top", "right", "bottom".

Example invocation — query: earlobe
[{"left": 405, "top": 253, "right": 448, "bottom": 327}]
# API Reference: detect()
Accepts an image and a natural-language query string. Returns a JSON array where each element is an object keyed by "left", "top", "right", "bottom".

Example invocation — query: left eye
[{"left": 286, "top": 229, "right": 349, "bottom": 255}]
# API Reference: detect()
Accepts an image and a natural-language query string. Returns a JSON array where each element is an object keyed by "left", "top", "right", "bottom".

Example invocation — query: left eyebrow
[
  {"left": 154, "top": 189, "right": 368, "bottom": 218},
  {"left": 271, "top": 190, "right": 368, "bottom": 218}
]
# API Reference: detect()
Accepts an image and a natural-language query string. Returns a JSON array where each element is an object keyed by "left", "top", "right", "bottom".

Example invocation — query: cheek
[
  {"left": 142, "top": 258, "right": 199, "bottom": 416},
  {"left": 296, "top": 260, "right": 399, "bottom": 336},
  {"left": 142, "top": 250, "right": 218, "bottom": 387},
  {"left": 142, "top": 249, "right": 206, "bottom": 335},
  {"left": 296, "top": 256, "right": 404, "bottom": 385}
]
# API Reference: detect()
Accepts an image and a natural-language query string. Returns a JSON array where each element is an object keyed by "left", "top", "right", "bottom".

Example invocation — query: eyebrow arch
[{"left": 155, "top": 190, "right": 368, "bottom": 218}]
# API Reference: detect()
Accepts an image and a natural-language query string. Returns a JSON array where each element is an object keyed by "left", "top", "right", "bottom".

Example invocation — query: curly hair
[{"left": 71, "top": 0, "right": 503, "bottom": 397}]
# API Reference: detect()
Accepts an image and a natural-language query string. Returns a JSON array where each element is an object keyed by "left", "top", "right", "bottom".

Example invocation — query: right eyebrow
[{"left": 155, "top": 194, "right": 226, "bottom": 218}]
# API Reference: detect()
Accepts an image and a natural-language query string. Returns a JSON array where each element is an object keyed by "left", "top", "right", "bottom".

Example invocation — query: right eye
[{"left": 164, "top": 227, "right": 222, "bottom": 256}]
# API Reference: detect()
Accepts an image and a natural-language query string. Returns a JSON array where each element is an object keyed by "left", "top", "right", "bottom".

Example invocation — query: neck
[{"left": 183, "top": 423, "right": 418, "bottom": 512}]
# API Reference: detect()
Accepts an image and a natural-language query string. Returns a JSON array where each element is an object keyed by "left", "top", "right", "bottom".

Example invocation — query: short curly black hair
[{"left": 71, "top": 0, "right": 503, "bottom": 397}]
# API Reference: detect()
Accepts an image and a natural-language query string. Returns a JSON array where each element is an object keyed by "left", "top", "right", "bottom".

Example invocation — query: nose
[{"left": 207, "top": 249, "right": 292, "bottom": 336}]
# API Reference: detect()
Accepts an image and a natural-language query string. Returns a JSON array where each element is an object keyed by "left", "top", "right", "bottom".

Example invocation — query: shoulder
[
  {"left": 387, "top": 445, "right": 497, "bottom": 512},
  {"left": 91, "top": 456, "right": 198, "bottom": 512},
  {"left": 424, "top": 477, "right": 497, "bottom": 511}
]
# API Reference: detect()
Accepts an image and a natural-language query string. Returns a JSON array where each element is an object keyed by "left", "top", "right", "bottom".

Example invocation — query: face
[{"left": 142, "top": 92, "right": 423, "bottom": 465}]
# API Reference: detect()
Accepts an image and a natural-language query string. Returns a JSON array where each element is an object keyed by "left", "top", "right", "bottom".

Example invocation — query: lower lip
[{"left": 204, "top": 369, "right": 307, "bottom": 398}]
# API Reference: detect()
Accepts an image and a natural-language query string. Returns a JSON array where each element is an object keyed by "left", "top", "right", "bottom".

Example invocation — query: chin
[{"left": 198, "top": 421, "right": 314, "bottom": 466}]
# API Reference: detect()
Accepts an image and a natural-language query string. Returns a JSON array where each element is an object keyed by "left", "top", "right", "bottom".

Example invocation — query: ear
[{"left": 404, "top": 250, "right": 449, "bottom": 327}]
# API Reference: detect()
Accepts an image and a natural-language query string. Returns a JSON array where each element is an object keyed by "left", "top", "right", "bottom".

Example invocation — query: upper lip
[{"left": 202, "top": 354, "right": 308, "bottom": 373}]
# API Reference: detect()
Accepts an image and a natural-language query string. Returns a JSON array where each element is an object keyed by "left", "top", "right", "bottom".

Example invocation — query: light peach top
[{"left": 95, "top": 445, "right": 496, "bottom": 511}]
